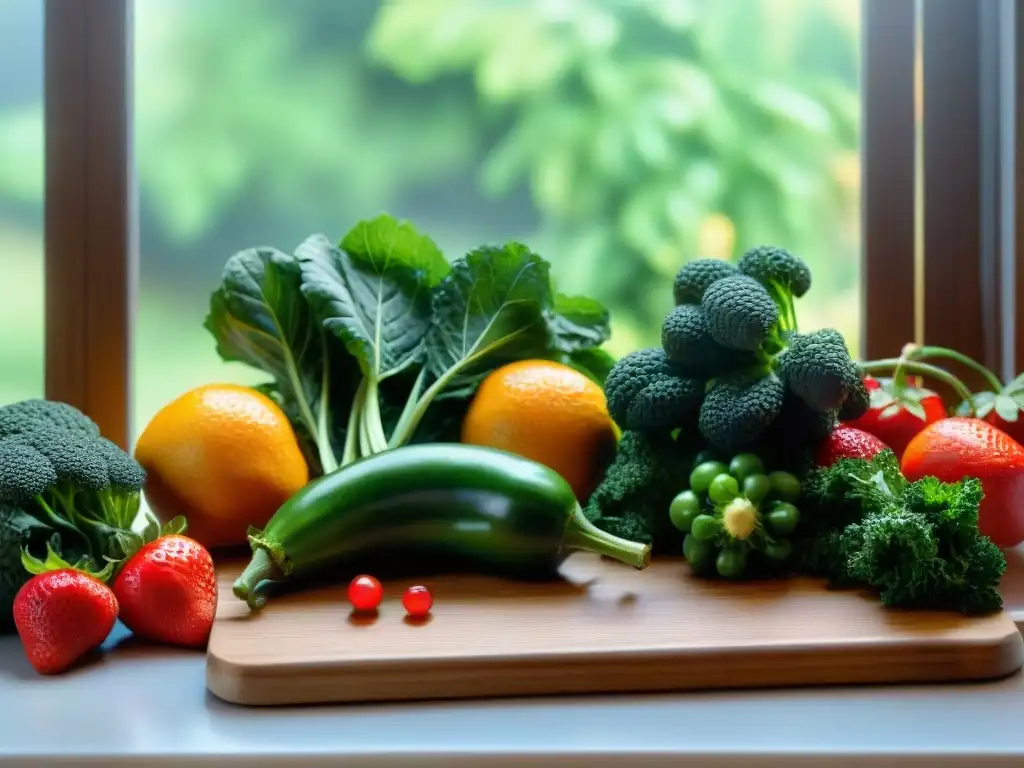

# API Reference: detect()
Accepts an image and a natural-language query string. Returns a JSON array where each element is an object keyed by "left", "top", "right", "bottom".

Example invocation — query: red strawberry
[
  {"left": 902, "top": 417, "right": 1024, "bottom": 549},
  {"left": 13, "top": 570, "right": 118, "bottom": 675},
  {"left": 113, "top": 535, "right": 218, "bottom": 648},
  {"left": 815, "top": 424, "right": 890, "bottom": 467}
]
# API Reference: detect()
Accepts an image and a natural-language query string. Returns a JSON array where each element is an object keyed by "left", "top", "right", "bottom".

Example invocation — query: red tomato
[
  {"left": 845, "top": 375, "right": 947, "bottom": 458},
  {"left": 902, "top": 418, "right": 1024, "bottom": 549}
]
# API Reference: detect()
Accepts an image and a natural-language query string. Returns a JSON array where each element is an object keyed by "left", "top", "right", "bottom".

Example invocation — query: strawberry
[
  {"left": 902, "top": 417, "right": 1024, "bottom": 549},
  {"left": 113, "top": 535, "right": 217, "bottom": 648},
  {"left": 13, "top": 570, "right": 118, "bottom": 675},
  {"left": 844, "top": 375, "right": 947, "bottom": 458},
  {"left": 814, "top": 424, "right": 890, "bottom": 467}
]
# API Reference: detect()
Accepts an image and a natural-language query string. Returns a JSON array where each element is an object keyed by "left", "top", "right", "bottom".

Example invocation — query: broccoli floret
[
  {"left": 796, "top": 452, "right": 1005, "bottom": 615},
  {"left": 0, "top": 399, "right": 99, "bottom": 440},
  {"left": 661, "top": 305, "right": 756, "bottom": 376},
  {"left": 0, "top": 441, "right": 57, "bottom": 503},
  {"left": 701, "top": 275, "right": 780, "bottom": 352},
  {"left": 778, "top": 329, "right": 863, "bottom": 411},
  {"left": 736, "top": 246, "right": 811, "bottom": 330},
  {"left": 584, "top": 431, "right": 695, "bottom": 553},
  {"left": 838, "top": 373, "right": 871, "bottom": 421},
  {"left": 698, "top": 374, "right": 785, "bottom": 453},
  {"left": 672, "top": 259, "right": 738, "bottom": 305},
  {"left": 604, "top": 348, "right": 703, "bottom": 432}
]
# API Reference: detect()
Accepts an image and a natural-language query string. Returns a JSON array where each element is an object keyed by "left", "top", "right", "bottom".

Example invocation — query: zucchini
[{"left": 233, "top": 443, "right": 651, "bottom": 609}]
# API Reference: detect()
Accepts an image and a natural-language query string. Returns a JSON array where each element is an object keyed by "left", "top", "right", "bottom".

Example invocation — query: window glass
[
  {"left": 0, "top": 0, "right": 44, "bottom": 405},
  {"left": 133, "top": 0, "right": 861, "bottom": 432}
]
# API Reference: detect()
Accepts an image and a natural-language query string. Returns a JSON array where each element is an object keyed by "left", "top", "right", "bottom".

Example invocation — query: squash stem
[
  {"left": 232, "top": 547, "right": 283, "bottom": 610},
  {"left": 562, "top": 504, "right": 651, "bottom": 570}
]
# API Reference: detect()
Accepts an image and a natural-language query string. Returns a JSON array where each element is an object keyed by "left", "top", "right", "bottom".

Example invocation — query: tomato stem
[
  {"left": 859, "top": 359, "right": 977, "bottom": 415},
  {"left": 901, "top": 345, "right": 1005, "bottom": 393}
]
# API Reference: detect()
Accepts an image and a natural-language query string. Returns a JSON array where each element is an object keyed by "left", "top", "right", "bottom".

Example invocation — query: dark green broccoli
[
  {"left": 838, "top": 374, "right": 871, "bottom": 421},
  {"left": 736, "top": 246, "right": 811, "bottom": 330},
  {"left": 701, "top": 275, "right": 780, "bottom": 352},
  {"left": 584, "top": 430, "right": 696, "bottom": 553},
  {"left": 698, "top": 374, "right": 785, "bottom": 453},
  {"left": 661, "top": 305, "right": 755, "bottom": 376},
  {"left": 796, "top": 451, "right": 1005, "bottom": 615},
  {"left": 777, "top": 329, "right": 863, "bottom": 411},
  {"left": 0, "top": 399, "right": 99, "bottom": 440},
  {"left": 672, "top": 258, "right": 738, "bottom": 305},
  {"left": 603, "top": 348, "right": 703, "bottom": 432}
]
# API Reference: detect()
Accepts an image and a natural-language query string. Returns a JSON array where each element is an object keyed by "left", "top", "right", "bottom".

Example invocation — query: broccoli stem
[
  {"left": 859, "top": 359, "right": 976, "bottom": 413},
  {"left": 561, "top": 503, "right": 651, "bottom": 569}
]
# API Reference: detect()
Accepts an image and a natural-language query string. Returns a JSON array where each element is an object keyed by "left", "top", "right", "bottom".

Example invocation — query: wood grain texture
[{"left": 206, "top": 555, "right": 1024, "bottom": 707}]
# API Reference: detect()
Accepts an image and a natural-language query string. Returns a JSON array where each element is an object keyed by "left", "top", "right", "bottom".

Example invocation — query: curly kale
[
  {"left": 584, "top": 430, "right": 697, "bottom": 553},
  {"left": 796, "top": 450, "right": 1005, "bottom": 615}
]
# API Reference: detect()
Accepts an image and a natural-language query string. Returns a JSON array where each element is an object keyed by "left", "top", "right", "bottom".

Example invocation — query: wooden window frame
[{"left": 43, "top": 0, "right": 1015, "bottom": 440}]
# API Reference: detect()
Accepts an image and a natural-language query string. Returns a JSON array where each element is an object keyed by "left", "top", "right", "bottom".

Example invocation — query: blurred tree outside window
[
  {"left": 0, "top": 0, "right": 44, "bottom": 405},
  {"left": 0, "top": 0, "right": 862, "bottom": 436}
]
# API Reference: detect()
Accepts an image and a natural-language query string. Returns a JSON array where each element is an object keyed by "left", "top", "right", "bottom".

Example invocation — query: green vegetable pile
[
  {"left": 603, "top": 247, "right": 869, "bottom": 459},
  {"left": 205, "top": 214, "right": 613, "bottom": 475},
  {"left": 586, "top": 246, "right": 865, "bottom": 551},
  {"left": 796, "top": 450, "right": 1005, "bottom": 615},
  {"left": 0, "top": 399, "right": 180, "bottom": 632},
  {"left": 670, "top": 452, "right": 804, "bottom": 579}
]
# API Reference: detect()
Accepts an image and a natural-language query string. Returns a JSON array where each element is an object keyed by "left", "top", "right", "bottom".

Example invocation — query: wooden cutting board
[{"left": 206, "top": 554, "right": 1024, "bottom": 706}]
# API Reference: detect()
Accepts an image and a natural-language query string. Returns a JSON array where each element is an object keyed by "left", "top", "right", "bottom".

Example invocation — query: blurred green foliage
[{"left": 0, "top": 0, "right": 861, "bottom": 423}]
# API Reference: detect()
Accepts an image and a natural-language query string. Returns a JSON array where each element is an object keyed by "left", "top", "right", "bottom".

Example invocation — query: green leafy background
[{"left": 0, "top": 0, "right": 861, "bottom": 439}]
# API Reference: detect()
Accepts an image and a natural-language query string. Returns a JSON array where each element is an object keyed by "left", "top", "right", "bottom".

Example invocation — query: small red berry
[
  {"left": 402, "top": 585, "right": 433, "bottom": 617},
  {"left": 348, "top": 575, "right": 383, "bottom": 612}
]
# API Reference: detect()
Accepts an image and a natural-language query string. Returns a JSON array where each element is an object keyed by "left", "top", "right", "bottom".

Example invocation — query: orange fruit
[
  {"left": 134, "top": 383, "right": 310, "bottom": 550},
  {"left": 461, "top": 360, "right": 618, "bottom": 500}
]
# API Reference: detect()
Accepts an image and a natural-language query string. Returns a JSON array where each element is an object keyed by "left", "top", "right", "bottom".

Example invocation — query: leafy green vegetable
[
  {"left": 797, "top": 450, "right": 1006, "bottom": 615},
  {"left": 207, "top": 214, "right": 613, "bottom": 471},
  {"left": 205, "top": 246, "right": 346, "bottom": 474}
]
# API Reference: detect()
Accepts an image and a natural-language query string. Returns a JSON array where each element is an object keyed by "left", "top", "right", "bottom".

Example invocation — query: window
[
  {"left": 129, "top": 0, "right": 863, "bottom": 434},
  {"left": 30, "top": 0, "right": 1024, "bottom": 446},
  {"left": 0, "top": 1, "right": 44, "bottom": 404}
]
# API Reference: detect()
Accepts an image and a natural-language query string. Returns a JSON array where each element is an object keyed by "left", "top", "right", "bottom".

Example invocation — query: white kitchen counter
[
  {"left": 3, "top": 548, "right": 1024, "bottom": 767},
  {"left": 0, "top": 619, "right": 1023, "bottom": 768}
]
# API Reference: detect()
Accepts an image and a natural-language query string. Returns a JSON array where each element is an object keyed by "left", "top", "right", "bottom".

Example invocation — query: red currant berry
[
  {"left": 348, "top": 575, "right": 383, "bottom": 612},
  {"left": 402, "top": 585, "right": 433, "bottom": 617}
]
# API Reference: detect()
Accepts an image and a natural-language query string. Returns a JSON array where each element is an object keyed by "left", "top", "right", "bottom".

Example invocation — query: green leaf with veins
[
  {"left": 296, "top": 216, "right": 447, "bottom": 455},
  {"left": 388, "top": 242, "right": 554, "bottom": 447},
  {"left": 426, "top": 242, "right": 553, "bottom": 378},
  {"left": 204, "top": 246, "right": 341, "bottom": 473},
  {"left": 547, "top": 293, "right": 611, "bottom": 354}
]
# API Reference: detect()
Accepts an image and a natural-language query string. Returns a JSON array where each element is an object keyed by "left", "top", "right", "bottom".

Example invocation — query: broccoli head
[
  {"left": 672, "top": 258, "right": 738, "bottom": 305},
  {"left": 698, "top": 373, "right": 785, "bottom": 453},
  {"left": 737, "top": 245, "right": 812, "bottom": 298},
  {"left": 0, "top": 399, "right": 100, "bottom": 440},
  {"left": 778, "top": 329, "right": 863, "bottom": 412},
  {"left": 700, "top": 275, "right": 780, "bottom": 352},
  {"left": 661, "top": 304, "right": 756, "bottom": 376},
  {"left": 604, "top": 348, "right": 703, "bottom": 432},
  {"left": 584, "top": 430, "right": 696, "bottom": 553}
]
